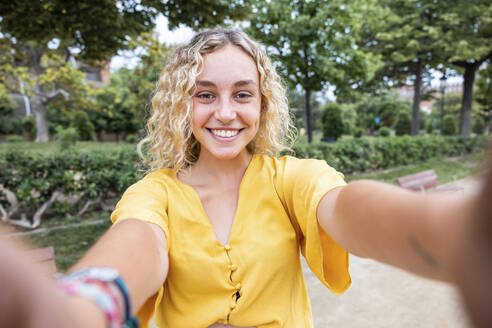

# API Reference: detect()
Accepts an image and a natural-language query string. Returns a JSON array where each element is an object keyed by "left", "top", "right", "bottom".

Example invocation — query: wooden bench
[
  {"left": 26, "top": 246, "right": 57, "bottom": 275},
  {"left": 397, "top": 169, "right": 463, "bottom": 193}
]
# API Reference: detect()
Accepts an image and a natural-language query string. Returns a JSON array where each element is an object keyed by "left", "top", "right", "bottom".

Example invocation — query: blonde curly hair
[{"left": 138, "top": 28, "right": 296, "bottom": 172}]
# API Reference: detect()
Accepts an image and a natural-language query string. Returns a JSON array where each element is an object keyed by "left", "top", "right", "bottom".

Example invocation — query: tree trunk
[
  {"left": 31, "top": 91, "right": 50, "bottom": 142},
  {"left": 459, "top": 64, "right": 477, "bottom": 136},
  {"left": 304, "top": 89, "right": 312, "bottom": 143},
  {"left": 28, "top": 46, "right": 50, "bottom": 142},
  {"left": 411, "top": 59, "right": 422, "bottom": 136}
]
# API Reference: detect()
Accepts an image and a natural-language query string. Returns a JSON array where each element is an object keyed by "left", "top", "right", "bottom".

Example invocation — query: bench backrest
[
  {"left": 397, "top": 169, "right": 439, "bottom": 191},
  {"left": 26, "top": 246, "right": 57, "bottom": 274}
]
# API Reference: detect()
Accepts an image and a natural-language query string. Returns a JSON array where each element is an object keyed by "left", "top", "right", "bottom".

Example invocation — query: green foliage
[
  {"left": 378, "top": 127, "right": 391, "bottom": 137},
  {"left": 70, "top": 111, "right": 94, "bottom": 141},
  {"left": 321, "top": 103, "right": 344, "bottom": 141},
  {"left": 21, "top": 116, "right": 36, "bottom": 141},
  {"left": 125, "top": 134, "right": 138, "bottom": 144},
  {"left": 354, "top": 128, "right": 365, "bottom": 138},
  {"left": 56, "top": 126, "right": 79, "bottom": 150},
  {"left": 290, "top": 135, "right": 488, "bottom": 174},
  {"left": 0, "top": 149, "right": 142, "bottom": 218},
  {"left": 5, "top": 135, "right": 24, "bottom": 143},
  {"left": 340, "top": 104, "right": 357, "bottom": 136},
  {"left": 248, "top": 0, "right": 381, "bottom": 141},
  {"left": 355, "top": 92, "right": 411, "bottom": 133},
  {"left": 443, "top": 114, "right": 457, "bottom": 136},
  {"left": 472, "top": 116, "right": 486, "bottom": 135},
  {"left": 394, "top": 111, "right": 411, "bottom": 136}
]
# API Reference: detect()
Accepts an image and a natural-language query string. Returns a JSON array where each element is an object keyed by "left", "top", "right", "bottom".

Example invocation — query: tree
[
  {"left": 0, "top": 0, "right": 252, "bottom": 141},
  {"left": 368, "top": 0, "right": 446, "bottom": 135},
  {"left": 248, "top": 0, "right": 381, "bottom": 142},
  {"left": 438, "top": 0, "right": 492, "bottom": 135},
  {"left": 475, "top": 62, "right": 492, "bottom": 134}
]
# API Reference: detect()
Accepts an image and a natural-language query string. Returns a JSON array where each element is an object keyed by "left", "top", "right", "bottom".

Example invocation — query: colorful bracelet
[{"left": 58, "top": 267, "right": 138, "bottom": 328}]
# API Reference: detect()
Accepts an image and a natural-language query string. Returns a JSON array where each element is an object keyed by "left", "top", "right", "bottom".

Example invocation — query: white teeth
[{"left": 211, "top": 129, "right": 239, "bottom": 138}]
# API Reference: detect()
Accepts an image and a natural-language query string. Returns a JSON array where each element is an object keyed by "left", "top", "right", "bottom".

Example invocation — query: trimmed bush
[
  {"left": 56, "top": 126, "right": 79, "bottom": 150},
  {"left": 289, "top": 135, "right": 489, "bottom": 174},
  {"left": 71, "top": 111, "right": 95, "bottom": 141},
  {"left": 378, "top": 127, "right": 391, "bottom": 137},
  {"left": 443, "top": 115, "right": 457, "bottom": 136},
  {"left": 321, "top": 103, "right": 344, "bottom": 141},
  {"left": 473, "top": 116, "right": 486, "bottom": 135},
  {"left": 394, "top": 111, "right": 411, "bottom": 136}
]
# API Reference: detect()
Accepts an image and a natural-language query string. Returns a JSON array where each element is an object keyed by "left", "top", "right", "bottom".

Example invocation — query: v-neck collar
[{"left": 174, "top": 154, "right": 258, "bottom": 247}]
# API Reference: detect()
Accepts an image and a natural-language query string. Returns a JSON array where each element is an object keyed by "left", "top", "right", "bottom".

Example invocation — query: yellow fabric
[{"left": 111, "top": 154, "right": 351, "bottom": 328}]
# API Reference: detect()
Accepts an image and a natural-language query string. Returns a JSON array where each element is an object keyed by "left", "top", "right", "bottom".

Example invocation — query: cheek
[{"left": 191, "top": 103, "right": 211, "bottom": 129}]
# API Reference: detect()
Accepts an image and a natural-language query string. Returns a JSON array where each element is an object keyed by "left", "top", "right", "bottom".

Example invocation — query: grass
[{"left": 11, "top": 150, "right": 486, "bottom": 272}]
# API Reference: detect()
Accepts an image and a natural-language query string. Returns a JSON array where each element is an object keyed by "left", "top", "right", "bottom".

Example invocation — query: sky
[{"left": 109, "top": 15, "right": 195, "bottom": 71}]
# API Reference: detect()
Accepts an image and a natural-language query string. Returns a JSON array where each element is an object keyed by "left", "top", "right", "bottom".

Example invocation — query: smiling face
[{"left": 191, "top": 44, "right": 262, "bottom": 161}]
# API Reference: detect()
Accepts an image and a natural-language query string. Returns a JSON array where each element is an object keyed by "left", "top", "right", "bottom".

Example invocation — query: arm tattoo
[{"left": 408, "top": 236, "right": 440, "bottom": 268}]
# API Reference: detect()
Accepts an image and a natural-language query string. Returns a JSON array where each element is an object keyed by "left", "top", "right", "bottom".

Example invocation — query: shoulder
[
  {"left": 257, "top": 154, "right": 337, "bottom": 178},
  {"left": 125, "top": 168, "right": 178, "bottom": 197}
]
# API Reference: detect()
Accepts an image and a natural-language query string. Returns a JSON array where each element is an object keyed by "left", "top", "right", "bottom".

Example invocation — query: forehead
[{"left": 198, "top": 44, "right": 259, "bottom": 85}]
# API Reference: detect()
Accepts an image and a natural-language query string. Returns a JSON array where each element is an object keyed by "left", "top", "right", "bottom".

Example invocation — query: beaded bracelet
[{"left": 58, "top": 267, "right": 138, "bottom": 328}]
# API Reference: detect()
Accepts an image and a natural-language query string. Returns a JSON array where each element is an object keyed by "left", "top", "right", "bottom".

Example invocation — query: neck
[{"left": 185, "top": 149, "right": 253, "bottom": 187}]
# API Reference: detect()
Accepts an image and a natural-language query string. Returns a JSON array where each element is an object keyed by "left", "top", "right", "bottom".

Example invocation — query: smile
[{"left": 210, "top": 129, "right": 241, "bottom": 138}]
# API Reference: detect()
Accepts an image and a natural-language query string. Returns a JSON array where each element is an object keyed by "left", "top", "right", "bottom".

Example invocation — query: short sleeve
[
  {"left": 110, "top": 175, "right": 170, "bottom": 250},
  {"left": 110, "top": 175, "right": 169, "bottom": 327},
  {"left": 275, "top": 156, "right": 351, "bottom": 294}
]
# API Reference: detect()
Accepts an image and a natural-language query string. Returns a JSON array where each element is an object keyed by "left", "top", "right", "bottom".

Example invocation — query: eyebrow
[{"left": 195, "top": 80, "right": 258, "bottom": 88}]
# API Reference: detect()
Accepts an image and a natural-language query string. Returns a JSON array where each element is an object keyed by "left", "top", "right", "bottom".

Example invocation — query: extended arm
[
  {"left": 317, "top": 180, "right": 472, "bottom": 282},
  {"left": 0, "top": 219, "right": 168, "bottom": 328}
]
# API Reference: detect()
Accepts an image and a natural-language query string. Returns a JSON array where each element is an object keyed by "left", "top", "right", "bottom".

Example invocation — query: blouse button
[
  {"left": 230, "top": 264, "right": 238, "bottom": 271},
  {"left": 224, "top": 244, "right": 231, "bottom": 251}
]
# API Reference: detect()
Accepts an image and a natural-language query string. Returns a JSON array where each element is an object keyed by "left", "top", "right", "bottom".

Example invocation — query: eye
[
  {"left": 235, "top": 92, "right": 253, "bottom": 101},
  {"left": 195, "top": 92, "right": 215, "bottom": 102}
]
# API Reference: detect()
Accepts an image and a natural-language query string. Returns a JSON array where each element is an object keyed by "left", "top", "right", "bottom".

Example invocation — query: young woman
[{"left": 0, "top": 28, "right": 491, "bottom": 328}]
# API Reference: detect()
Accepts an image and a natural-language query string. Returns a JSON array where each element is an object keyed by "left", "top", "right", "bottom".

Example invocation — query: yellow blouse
[{"left": 111, "top": 154, "right": 351, "bottom": 328}]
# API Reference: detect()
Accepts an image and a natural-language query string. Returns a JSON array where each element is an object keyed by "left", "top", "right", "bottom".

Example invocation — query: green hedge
[
  {"left": 0, "top": 149, "right": 143, "bottom": 225},
  {"left": 0, "top": 135, "right": 489, "bottom": 226},
  {"left": 290, "top": 135, "right": 489, "bottom": 174}
]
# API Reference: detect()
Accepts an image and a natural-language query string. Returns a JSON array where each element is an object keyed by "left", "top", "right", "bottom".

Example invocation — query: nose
[{"left": 214, "top": 99, "right": 236, "bottom": 124}]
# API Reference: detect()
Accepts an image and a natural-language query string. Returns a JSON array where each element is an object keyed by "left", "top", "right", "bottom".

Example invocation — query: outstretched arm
[
  {"left": 0, "top": 219, "right": 168, "bottom": 328},
  {"left": 317, "top": 180, "right": 472, "bottom": 282}
]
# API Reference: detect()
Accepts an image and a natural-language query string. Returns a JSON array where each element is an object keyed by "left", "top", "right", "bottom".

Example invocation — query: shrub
[
  {"left": 472, "top": 116, "right": 486, "bottom": 135},
  {"left": 56, "top": 126, "right": 79, "bottom": 150},
  {"left": 125, "top": 134, "right": 138, "bottom": 144},
  {"left": 394, "top": 111, "right": 411, "bottom": 136},
  {"left": 5, "top": 135, "right": 24, "bottom": 143},
  {"left": 21, "top": 116, "right": 37, "bottom": 141},
  {"left": 321, "top": 103, "right": 344, "bottom": 141},
  {"left": 354, "top": 128, "right": 364, "bottom": 138},
  {"left": 71, "top": 111, "right": 95, "bottom": 141},
  {"left": 289, "top": 135, "right": 488, "bottom": 174},
  {"left": 443, "top": 115, "right": 457, "bottom": 136},
  {"left": 378, "top": 127, "right": 391, "bottom": 137}
]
